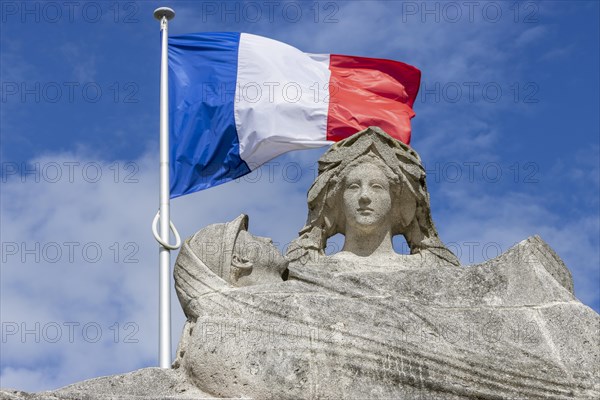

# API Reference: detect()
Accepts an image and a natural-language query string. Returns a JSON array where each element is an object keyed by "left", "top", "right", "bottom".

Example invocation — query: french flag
[{"left": 168, "top": 32, "right": 421, "bottom": 198}]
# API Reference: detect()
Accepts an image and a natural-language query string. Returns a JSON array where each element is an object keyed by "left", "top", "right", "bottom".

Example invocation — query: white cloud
[
  {"left": 58, "top": 42, "right": 98, "bottom": 82},
  {"left": 1, "top": 152, "right": 160, "bottom": 390},
  {"left": 541, "top": 44, "right": 573, "bottom": 60},
  {"left": 514, "top": 26, "right": 548, "bottom": 47}
]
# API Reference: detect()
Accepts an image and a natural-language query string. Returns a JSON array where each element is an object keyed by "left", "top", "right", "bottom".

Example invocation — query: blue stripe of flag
[{"left": 168, "top": 32, "right": 250, "bottom": 199}]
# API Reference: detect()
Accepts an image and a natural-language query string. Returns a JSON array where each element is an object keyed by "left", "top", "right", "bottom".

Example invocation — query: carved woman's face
[{"left": 342, "top": 162, "right": 392, "bottom": 233}]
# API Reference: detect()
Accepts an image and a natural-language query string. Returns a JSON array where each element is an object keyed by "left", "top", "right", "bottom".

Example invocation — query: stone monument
[{"left": 2, "top": 127, "right": 598, "bottom": 399}]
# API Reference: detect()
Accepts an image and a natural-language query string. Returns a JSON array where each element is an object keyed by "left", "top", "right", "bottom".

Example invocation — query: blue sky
[{"left": 1, "top": 0, "right": 598, "bottom": 392}]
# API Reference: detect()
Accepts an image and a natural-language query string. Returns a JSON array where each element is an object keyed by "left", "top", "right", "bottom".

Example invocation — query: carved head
[
  {"left": 174, "top": 214, "right": 287, "bottom": 320},
  {"left": 286, "top": 127, "right": 459, "bottom": 266},
  {"left": 333, "top": 153, "right": 414, "bottom": 238},
  {"left": 340, "top": 157, "right": 394, "bottom": 235},
  {"left": 232, "top": 228, "right": 288, "bottom": 286}
]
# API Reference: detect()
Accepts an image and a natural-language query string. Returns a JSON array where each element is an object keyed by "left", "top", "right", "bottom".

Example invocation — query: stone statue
[
  {"left": 172, "top": 214, "right": 287, "bottom": 369},
  {"left": 174, "top": 213, "right": 287, "bottom": 319},
  {"left": 5, "top": 127, "right": 598, "bottom": 399},
  {"left": 172, "top": 128, "right": 599, "bottom": 399},
  {"left": 286, "top": 127, "right": 459, "bottom": 268}
]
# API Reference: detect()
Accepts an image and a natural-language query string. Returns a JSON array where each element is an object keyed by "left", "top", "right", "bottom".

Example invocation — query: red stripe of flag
[{"left": 325, "top": 54, "right": 421, "bottom": 145}]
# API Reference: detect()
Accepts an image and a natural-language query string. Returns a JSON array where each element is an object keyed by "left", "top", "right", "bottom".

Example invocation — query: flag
[{"left": 168, "top": 32, "right": 421, "bottom": 198}]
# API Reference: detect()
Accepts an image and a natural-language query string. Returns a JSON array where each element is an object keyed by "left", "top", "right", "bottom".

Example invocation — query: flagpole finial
[{"left": 154, "top": 7, "right": 175, "bottom": 21}]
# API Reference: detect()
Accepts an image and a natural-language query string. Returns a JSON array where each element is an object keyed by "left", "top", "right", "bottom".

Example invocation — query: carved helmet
[{"left": 174, "top": 214, "right": 248, "bottom": 319}]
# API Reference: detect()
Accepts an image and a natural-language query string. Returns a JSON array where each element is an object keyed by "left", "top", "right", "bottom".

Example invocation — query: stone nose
[{"left": 358, "top": 188, "right": 372, "bottom": 205}]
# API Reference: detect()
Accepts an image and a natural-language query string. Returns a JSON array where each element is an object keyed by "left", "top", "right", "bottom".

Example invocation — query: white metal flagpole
[{"left": 152, "top": 6, "right": 179, "bottom": 369}]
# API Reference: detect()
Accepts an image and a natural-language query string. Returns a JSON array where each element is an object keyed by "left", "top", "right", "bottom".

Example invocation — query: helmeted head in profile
[
  {"left": 174, "top": 214, "right": 287, "bottom": 321},
  {"left": 286, "top": 126, "right": 460, "bottom": 267}
]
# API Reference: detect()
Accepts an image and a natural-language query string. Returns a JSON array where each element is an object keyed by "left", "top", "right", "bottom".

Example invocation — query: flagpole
[{"left": 153, "top": 6, "right": 176, "bottom": 369}]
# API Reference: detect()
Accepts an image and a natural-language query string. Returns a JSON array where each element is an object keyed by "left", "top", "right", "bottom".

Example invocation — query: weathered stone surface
[
  {"left": 174, "top": 129, "right": 599, "bottom": 398},
  {"left": 179, "top": 235, "right": 599, "bottom": 399},
  {"left": 0, "top": 368, "right": 216, "bottom": 400}
]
